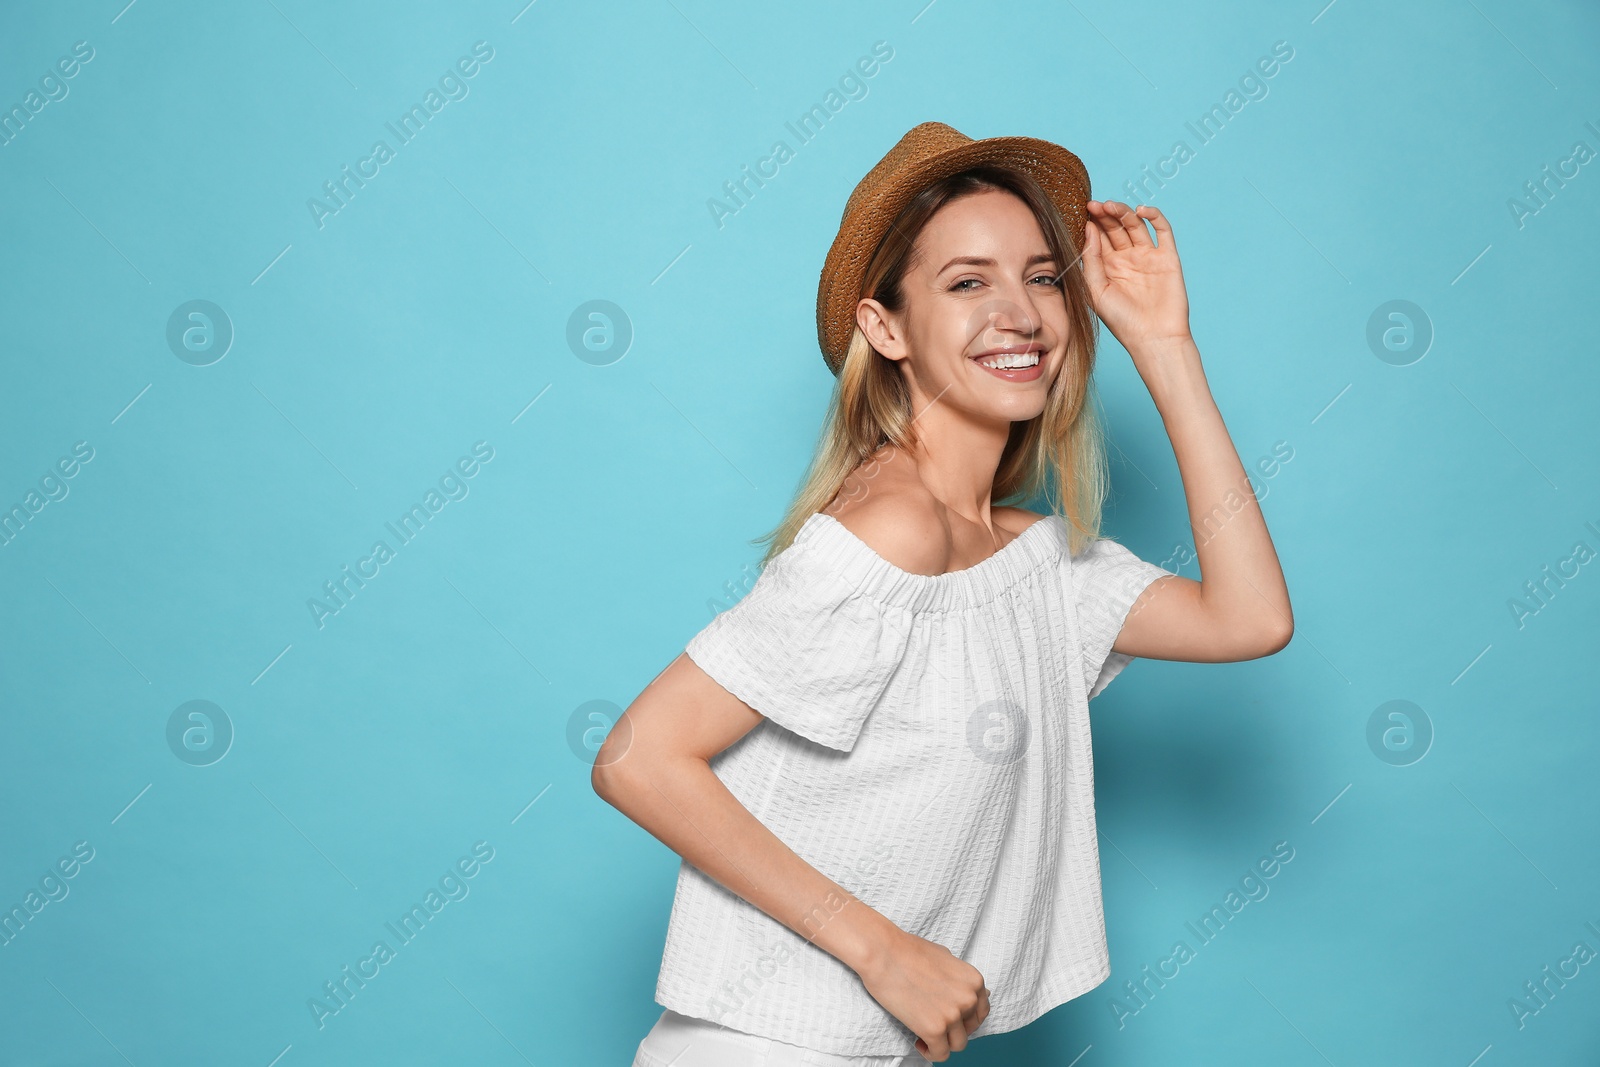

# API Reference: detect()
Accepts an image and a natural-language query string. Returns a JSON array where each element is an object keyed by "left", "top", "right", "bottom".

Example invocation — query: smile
[
  {"left": 969, "top": 344, "right": 1045, "bottom": 380},
  {"left": 972, "top": 351, "right": 1040, "bottom": 370}
]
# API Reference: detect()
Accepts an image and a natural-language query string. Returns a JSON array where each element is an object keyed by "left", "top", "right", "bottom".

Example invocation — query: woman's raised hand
[
  {"left": 1080, "top": 200, "right": 1192, "bottom": 354},
  {"left": 854, "top": 926, "right": 990, "bottom": 1062}
]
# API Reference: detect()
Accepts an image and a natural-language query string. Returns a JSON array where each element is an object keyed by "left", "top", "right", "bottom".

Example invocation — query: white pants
[{"left": 631, "top": 1008, "right": 917, "bottom": 1067}]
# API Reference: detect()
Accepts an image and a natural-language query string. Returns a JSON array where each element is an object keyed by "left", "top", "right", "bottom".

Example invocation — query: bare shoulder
[
  {"left": 822, "top": 452, "right": 1051, "bottom": 575},
  {"left": 993, "top": 505, "right": 1049, "bottom": 536},
  {"left": 824, "top": 451, "right": 950, "bottom": 577}
]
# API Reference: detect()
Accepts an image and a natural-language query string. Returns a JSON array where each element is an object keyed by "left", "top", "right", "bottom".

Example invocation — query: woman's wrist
[
  {"left": 816, "top": 895, "right": 902, "bottom": 978},
  {"left": 1124, "top": 334, "right": 1211, "bottom": 415}
]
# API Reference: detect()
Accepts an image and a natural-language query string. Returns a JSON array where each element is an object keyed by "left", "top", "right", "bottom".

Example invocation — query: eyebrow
[{"left": 937, "top": 253, "right": 1056, "bottom": 275}]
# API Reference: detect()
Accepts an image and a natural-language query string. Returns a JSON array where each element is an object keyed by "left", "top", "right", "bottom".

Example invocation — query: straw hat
[{"left": 815, "top": 121, "right": 1091, "bottom": 376}]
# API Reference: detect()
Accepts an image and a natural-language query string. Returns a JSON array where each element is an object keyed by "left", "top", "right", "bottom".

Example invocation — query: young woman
[{"left": 595, "top": 122, "right": 1292, "bottom": 1066}]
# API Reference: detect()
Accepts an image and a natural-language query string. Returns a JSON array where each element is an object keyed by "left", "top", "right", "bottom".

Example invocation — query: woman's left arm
[{"left": 1081, "top": 199, "right": 1293, "bottom": 663}]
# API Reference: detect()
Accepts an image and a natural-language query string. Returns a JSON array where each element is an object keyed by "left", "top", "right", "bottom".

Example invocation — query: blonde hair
[{"left": 755, "top": 164, "right": 1110, "bottom": 565}]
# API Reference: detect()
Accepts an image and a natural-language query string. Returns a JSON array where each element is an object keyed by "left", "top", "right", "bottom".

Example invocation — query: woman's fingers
[
  {"left": 940, "top": 985, "right": 987, "bottom": 1056},
  {"left": 1092, "top": 199, "right": 1150, "bottom": 249},
  {"left": 1086, "top": 200, "right": 1131, "bottom": 251},
  {"left": 915, "top": 988, "right": 987, "bottom": 1061},
  {"left": 1080, "top": 220, "right": 1105, "bottom": 290},
  {"left": 1138, "top": 204, "right": 1178, "bottom": 252},
  {"left": 945, "top": 1019, "right": 968, "bottom": 1056},
  {"left": 1091, "top": 199, "right": 1165, "bottom": 251},
  {"left": 1111, "top": 200, "right": 1156, "bottom": 248},
  {"left": 960, "top": 991, "right": 986, "bottom": 1042}
]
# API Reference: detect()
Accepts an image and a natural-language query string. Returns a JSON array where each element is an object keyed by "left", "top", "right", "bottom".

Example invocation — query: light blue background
[{"left": 1, "top": 1, "right": 1596, "bottom": 1064}]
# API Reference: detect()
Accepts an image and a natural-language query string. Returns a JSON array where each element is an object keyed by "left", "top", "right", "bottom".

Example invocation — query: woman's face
[{"left": 861, "top": 187, "right": 1070, "bottom": 424}]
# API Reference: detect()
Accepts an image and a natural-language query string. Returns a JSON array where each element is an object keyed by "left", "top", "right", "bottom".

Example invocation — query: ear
[{"left": 855, "top": 298, "right": 910, "bottom": 364}]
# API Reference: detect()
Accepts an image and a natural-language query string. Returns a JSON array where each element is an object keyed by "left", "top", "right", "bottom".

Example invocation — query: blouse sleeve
[
  {"left": 1070, "top": 537, "right": 1175, "bottom": 700},
  {"left": 684, "top": 543, "right": 911, "bottom": 753}
]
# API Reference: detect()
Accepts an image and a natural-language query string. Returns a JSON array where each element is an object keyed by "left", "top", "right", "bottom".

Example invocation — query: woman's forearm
[
  {"left": 1133, "top": 334, "right": 1293, "bottom": 645},
  {"left": 595, "top": 755, "right": 901, "bottom": 977}
]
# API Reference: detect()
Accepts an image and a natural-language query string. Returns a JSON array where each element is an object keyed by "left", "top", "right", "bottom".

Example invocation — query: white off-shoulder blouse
[{"left": 652, "top": 509, "right": 1174, "bottom": 1057}]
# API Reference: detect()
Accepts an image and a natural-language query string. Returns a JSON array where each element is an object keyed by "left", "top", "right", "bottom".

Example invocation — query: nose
[{"left": 968, "top": 295, "right": 1042, "bottom": 352}]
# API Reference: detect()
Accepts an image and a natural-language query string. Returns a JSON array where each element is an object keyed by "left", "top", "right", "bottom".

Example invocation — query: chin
[{"left": 973, "top": 394, "right": 1049, "bottom": 424}]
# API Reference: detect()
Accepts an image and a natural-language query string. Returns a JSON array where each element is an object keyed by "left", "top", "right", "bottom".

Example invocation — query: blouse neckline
[{"left": 793, "top": 510, "right": 1066, "bottom": 613}]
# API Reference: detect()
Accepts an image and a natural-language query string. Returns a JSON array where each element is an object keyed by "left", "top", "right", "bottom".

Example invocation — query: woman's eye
[{"left": 952, "top": 274, "right": 1059, "bottom": 291}]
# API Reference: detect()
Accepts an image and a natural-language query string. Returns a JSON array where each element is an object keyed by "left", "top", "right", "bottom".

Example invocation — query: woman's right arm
[{"left": 591, "top": 651, "right": 990, "bottom": 1063}]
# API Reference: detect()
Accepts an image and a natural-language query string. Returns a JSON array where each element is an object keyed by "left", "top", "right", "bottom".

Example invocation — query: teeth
[{"left": 975, "top": 351, "right": 1040, "bottom": 370}]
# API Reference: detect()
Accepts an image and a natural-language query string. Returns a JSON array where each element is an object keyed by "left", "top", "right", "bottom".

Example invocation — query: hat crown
[{"left": 840, "top": 122, "right": 973, "bottom": 223}]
